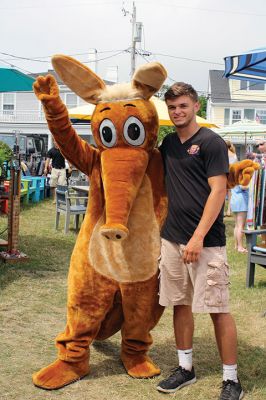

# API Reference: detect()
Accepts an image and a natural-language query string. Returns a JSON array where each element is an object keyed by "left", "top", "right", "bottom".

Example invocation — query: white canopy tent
[{"left": 214, "top": 119, "right": 266, "bottom": 146}]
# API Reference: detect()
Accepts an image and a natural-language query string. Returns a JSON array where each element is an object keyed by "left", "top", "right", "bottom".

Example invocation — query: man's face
[
  {"left": 166, "top": 95, "right": 200, "bottom": 129},
  {"left": 257, "top": 141, "right": 266, "bottom": 153}
]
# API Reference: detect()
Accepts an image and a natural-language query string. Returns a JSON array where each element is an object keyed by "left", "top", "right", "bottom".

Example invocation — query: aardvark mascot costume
[{"left": 32, "top": 55, "right": 257, "bottom": 390}]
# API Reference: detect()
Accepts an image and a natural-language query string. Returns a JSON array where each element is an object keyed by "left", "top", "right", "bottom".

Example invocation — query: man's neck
[{"left": 175, "top": 122, "right": 200, "bottom": 143}]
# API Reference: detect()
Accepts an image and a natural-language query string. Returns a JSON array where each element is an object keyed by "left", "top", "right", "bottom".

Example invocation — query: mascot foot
[
  {"left": 121, "top": 353, "right": 161, "bottom": 378},
  {"left": 32, "top": 359, "right": 89, "bottom": 390}
]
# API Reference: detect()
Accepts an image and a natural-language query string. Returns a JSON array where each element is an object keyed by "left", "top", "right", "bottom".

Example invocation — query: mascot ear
[
  {"left": 132, "top": 62, "right": 167, "bottom": 100},
  {"left": 51, "top": 54, "right": 106, "bottom": 104}
]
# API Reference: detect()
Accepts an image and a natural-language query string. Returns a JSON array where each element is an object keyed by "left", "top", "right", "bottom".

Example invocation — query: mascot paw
[
  {"left": 121, "top": 353, "right": 161, "bottom": 378},
  {"left": 32, "top": 359, "right": 89, "bottom": 390},
  {"left": 228, "top": 160, "right": 260, "bottom": 189}
]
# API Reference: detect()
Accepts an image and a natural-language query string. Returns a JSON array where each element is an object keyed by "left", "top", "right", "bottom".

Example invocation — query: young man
[
  {"left": 44, "top": 140, "right": 70, "bottom": 202},
  {"left": 156, "top": 82, "right": 244, "bottom": 400}
]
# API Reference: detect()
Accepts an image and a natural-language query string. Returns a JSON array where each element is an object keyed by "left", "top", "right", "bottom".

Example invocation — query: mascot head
[{"left": 52, "top": 55, "right": 167, "bottom": 241}]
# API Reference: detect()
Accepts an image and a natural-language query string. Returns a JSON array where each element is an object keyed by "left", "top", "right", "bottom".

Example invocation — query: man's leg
[
  {"left": 210, "top": 313, "right": 237, "bottom": 365},
  {"left": 211, "top": 313, "right": 243, "bottom": 399},
  {"left": 50, "top": 187, "right": 56, "bottom": 201},
  {"left": 49, "top": 168, "right": 59, "bottom": 203},
  {"left": 157, "top": 240, "right": 196, "bottom": 393},
  {"left": 190, "top": 246, "right": 244, "bottom": 398},
  {"left": 157, "top": 304, "right": 196, "bottom": 393},
  {"left": 174, "top": 305, "right": 194, "bottom": 351}
]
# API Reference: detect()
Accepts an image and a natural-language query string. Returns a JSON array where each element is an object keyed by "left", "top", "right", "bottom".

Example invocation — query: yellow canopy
[{"left": 69, "top": 96, "right": 217, "bottom": 128}]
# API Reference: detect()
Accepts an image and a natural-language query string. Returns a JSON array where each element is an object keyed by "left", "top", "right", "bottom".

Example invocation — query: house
[
  {"left": 0, "top": 69, "right": 115, "bottom": 150},
  {"left": 207, "top": 70, "right": 266, "bottom": 158}
]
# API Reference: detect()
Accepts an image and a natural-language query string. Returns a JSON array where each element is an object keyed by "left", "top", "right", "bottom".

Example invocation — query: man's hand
[{"left": 183, "top": 234, "right": 204, "bottom": 264}]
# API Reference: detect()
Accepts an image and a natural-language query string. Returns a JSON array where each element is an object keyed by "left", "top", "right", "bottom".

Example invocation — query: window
[
  {"left": 224, "top": 108, "right": 230, "bottom": 125},
  {"left": 65, "top": 93, "right": 77, "bottom": 109},
  {"left": 2, "top": 93, "right": 15, "bottom": 115},
  {"left": 240, "top": 80, "right": 265, "bottom": 90},
  {"left": 20, "top": 137, "right": 26, "bottom": 152},
  {"left": 232, "top": 110, "right": 242, "bottom": 124},
  {"left": 249, "top": 82, "right": 265, "bottom": 90},
  {"left": 244, "top": 109, "right": 255, "bottom": 120},
  {"left": 240, "top": 81, "right": 248, "bottom": 90},
  {"left": 256, "top": 110, "right": 266, "bottom": 124}
]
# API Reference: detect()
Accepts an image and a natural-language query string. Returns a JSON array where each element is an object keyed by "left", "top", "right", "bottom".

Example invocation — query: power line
[
  {"left": 1, "top": 1, "right": 265, "bottom": 17},
  {"left": 137, "top": 1, "right": 266, "bottom": 18},
  {"left": 2, "top": 49, "right": 266, "bottom": 99},
  {"left": 0, "top": 1, "right": 120, "bottom": 11},
  {"left": 0, "top": 49, "right": 128, "bottom": 64},
  {"left": 152, "top": 52, "right": 224, "bottom": 66}
]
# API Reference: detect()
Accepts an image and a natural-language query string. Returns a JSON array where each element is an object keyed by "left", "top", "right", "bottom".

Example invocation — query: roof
[
  {"left": 0, "top": 68, "right": 35, "bottom": 92},
  {"left": 209, "top": 69, "right": 266, "bottom": 104},
  {"left": 29, "top": 70, "right": 64, "bottom": 85},
  {"left": 209, "top": 70, "right": 231, "bottom": 103}
]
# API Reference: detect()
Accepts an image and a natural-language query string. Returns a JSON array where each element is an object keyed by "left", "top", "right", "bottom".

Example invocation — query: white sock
[
  {"left": 223, "top": 364, "right": 238, "bottom": 383},
  {"left": 177, "top": 349, "right": 193, "bottom": 371}
]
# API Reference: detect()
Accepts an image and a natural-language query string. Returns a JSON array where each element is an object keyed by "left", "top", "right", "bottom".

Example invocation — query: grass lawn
[{"left": 0, "top": 200, "right": 265, "bottom": 400}]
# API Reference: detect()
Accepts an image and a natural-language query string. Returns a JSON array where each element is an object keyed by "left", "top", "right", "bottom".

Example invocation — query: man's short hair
[{"left": 164, "top": 82, "right": 198, "bottom": 102}]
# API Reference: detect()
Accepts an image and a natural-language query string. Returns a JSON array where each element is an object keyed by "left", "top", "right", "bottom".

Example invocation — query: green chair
[{"left": 20, "top": 179, "right": 30, "bottom": 204}]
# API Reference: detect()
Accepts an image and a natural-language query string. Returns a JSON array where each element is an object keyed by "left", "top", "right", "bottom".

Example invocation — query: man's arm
[
  {"left": 183, "top": 174, "right": 227, "bottom": 264},
  {"left": 44, "top": 157, "right": 51, "bottom": 175}
]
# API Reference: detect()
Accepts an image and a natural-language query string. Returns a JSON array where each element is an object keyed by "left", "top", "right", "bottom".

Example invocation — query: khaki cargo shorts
[
  {"left": 158, "top": 238, "right": 230, "bottom": 313},
  {"left": 50, "top": 168, "right": 67, "bottom": 187}
]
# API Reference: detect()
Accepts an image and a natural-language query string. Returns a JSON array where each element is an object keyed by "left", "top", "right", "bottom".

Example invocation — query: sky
[{"left": 0, "top": 0, "right": 266, "bottom": 95}]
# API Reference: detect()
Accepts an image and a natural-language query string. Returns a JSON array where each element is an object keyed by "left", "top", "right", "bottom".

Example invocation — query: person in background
[
  {"left": 255, "top": 139, "right": 266, "bottom": 157},
  {"left": 230, "top": 184, "right": 249, "bottom": 253},
  {"left": 225, "top": 140, "right": 238, "bottom": 217},
  {"left": 254, "top": 139, "right": 266, "bottom": 245},
  {"left": 156, "top": 82, "right": 243, "bottom": 400},
  {"left": 44, "top": 140, "right": 71, "bottom": 202}
]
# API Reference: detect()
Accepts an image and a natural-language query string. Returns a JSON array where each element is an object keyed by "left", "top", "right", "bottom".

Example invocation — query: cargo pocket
[{"left": 205, "top": 261, "right": 230, "bottom": 307}]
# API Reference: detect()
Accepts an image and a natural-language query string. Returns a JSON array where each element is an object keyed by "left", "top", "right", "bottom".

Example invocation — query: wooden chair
[
  {"left": 243, "top": 229, "right": 266, "bottom": 287},
  {"left": 22, "top": 177, "right": 41, "bottom": 203},
  {"left": 20, "top": 179, "right": 30, "bottom": 204},
  {"left": 55, "top": 185, "right": 87, "bottom": 233}
]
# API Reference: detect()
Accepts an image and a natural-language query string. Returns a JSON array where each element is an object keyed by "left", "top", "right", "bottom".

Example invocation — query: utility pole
[
  {"left": 122, "top": 1, "right": 142, "bottom": 77},
  {"left": 131, "top": 2, "right": 136, "bottom": 77},
  {"left": 88, "top": 48, "right": 98, "bottom": 73}
]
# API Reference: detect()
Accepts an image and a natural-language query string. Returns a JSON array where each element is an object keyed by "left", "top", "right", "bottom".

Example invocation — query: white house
[
  {"left": 0, "top": 70, "right": 112, "bottom": 150},
  {"left": 207, "top": 70, "right": 266, "bottom": 127},
  {"left": 207, "top": 70, "right": 266, "bottom": 158}
]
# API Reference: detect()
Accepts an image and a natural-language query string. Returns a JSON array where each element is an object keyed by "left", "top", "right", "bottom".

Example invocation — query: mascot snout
[{"left": 100, "top": 147, "right": 149, "bottom": 241}]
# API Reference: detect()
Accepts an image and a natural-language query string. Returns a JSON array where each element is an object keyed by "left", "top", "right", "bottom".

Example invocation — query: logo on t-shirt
[{"left": 187, "top": 144, "right": 200, "bottom": 155}]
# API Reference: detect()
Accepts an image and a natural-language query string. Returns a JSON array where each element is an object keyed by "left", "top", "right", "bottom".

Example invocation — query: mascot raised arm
[{"left": 32, "top": 55, "right": 257, "bottom": 390}]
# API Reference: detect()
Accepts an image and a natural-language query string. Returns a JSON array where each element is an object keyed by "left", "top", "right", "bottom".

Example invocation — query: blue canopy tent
[
  {"left": 224, "top": 47, "right": 266, "bottom": 83},
  {"left": 0, "top": 67, "right": 34, "bottom": 92}
]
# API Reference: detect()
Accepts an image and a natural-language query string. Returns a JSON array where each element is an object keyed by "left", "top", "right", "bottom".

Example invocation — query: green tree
[
  {"left": 0, "top": 140, "right": 13, "bottom": 176},
  {"left": 157, "top": 126, "right": 174, "bottom": 146},
  {"left": 198, "top": 95, "right": 207, "bottom": 119}
]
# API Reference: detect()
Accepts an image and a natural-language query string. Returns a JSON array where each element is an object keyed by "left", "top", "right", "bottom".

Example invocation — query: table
[{"left": 71, "top": 185, "right": 90, "bottom": 195}]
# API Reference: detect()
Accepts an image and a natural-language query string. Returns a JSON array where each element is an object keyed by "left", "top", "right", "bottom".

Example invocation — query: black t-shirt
[
  {"left": 47, "top": 147, "right": 65, "bottom": 169},
  {"left": 159, "top": 127, "right": 229, "bottom": 247}
]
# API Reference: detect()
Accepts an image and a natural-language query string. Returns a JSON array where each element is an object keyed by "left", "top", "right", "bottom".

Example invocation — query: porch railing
[{"left": 0, "top": 111, "right": 46, "bottom": 123}]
